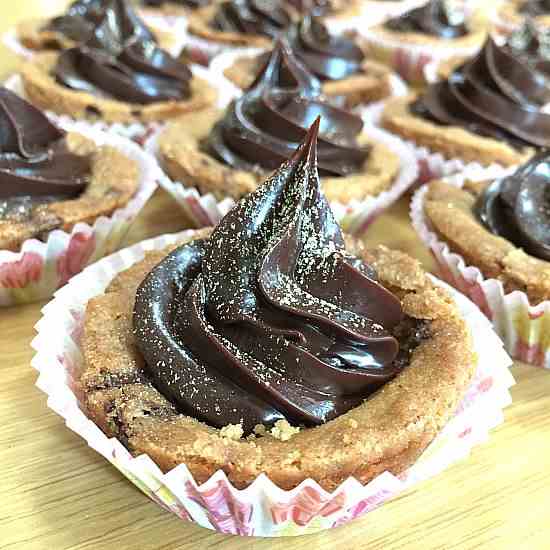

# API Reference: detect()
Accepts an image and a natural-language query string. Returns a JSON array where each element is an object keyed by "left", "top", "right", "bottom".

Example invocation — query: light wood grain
[{"left": 2, "top": 2, "right": 550, "bottom": 550}]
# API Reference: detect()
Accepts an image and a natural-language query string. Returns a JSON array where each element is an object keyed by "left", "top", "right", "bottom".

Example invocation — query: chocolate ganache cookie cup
[
  {"left": 31, "top": 120, "right": 513, "bottom": 536},
  {"left": 14, "top": 0, "right": 217, "bottom": 141},
  {"left": 0, "top": 88, "right": 158, "bottom": 306},
  {"left": 211, "top": 14, "right": 402, "bottom": 109},
  {"left": 360, "top": 0, "right": 485, "bottom": 85},
  {"left": 411, "top": 155, "right": 550, "bottom": 368},
  {"left": 8, "top": 0, "right": 186, "bottom": 60},
  {"left": 375, "top": 27, "right": 550, "bottom": 184},
  {"left": 148, "top": 41, "right": 417, "bottom": 233}
]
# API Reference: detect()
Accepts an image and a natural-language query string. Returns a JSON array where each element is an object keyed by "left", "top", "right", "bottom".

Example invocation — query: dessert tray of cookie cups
[
  {"left": 145, "top": 109, "right": 418, "bottom": 235},
  {"left": 0, "top": 121, "right": 159, "bottom": 306},
  {"left": 411, "top": 165, "right": 550, "bottom": 369},
  {"left": 30, "top": 225, "right": 514, "bottom": 537}
]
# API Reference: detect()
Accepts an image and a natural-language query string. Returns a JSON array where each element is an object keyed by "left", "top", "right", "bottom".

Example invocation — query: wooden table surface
[{"left": 2, "top": 2, "right": 550, "bottom": 549}]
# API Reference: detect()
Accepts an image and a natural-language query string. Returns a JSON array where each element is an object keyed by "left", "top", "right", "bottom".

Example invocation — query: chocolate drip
[
  {"left": 476, "top": 151, "right": 550, "bottom": 261},
  {"left": 385, "top": 0, "right": 467, "bottom": 39},
  {"left": 208, "top": 41, "right": 369, "bottom": 177},
  {"left": 210, "top": 0, "right": 292, "bottom": 39},
  {"left": 47, "top": 0, "right": 155, "bottom": 45},
  {"left": 134, "top": 120, "right": 407, "bottom": 433},
  {"left": 54, "top": 0, "right": 192, "bottom": 104},
  {"left": 0, "top": 87, "right": 90, "bottom": 200},
  {"left": 286, "top": 15, "right": 364, "bottom": 81},
  {"left": 519, "top": 0, "right": 550, "bottom": 16},
  {"left": 412, "top": 33, "right": 550, "bottom": 149}
]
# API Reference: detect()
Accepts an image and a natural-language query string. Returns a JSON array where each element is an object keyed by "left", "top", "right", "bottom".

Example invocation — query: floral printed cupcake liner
[
  {"left": 363, "top": 101, "right": 508, "bottom": 187},
  {"left": 4, "top": 64, "right": 221, "bottom": 144},
  {"left": 411, "top": 165, "right": 550, "bottom": 368},
  {"left": 0, "top": 122, "right": 159, "bottom": 306},
  {"left": 30, "top": 228, "right": 514, "bottom": 537},
  {"left": 145, "top": 114, "right": 419, "bottom": 235}
]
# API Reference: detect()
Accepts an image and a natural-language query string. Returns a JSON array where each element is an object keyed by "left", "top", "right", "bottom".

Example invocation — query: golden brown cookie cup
[
  {"left": 223, "top": 52, "right": 394, "bottom": 109},
  {"left": 495, "top": 0, "right": 550, "bottom": 35},
  {"left": 380, "top": 94, "right": 534, "bottom": 167},
  {"left": 0, "top": 132, "right": 140, "bottom": 252},
  {"left": 155, "top": 108, "right": 402, "bottom": 205},
  {"left": 81, "top": 232, "right": 475, "bottom": 491},
  {"left": 19, "top": 52, "right": 218, "bottom": 124}
]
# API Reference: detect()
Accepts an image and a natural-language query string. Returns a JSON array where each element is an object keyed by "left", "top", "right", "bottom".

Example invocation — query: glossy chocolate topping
[
  {"left": 53, "top": 0, "right": 193, "bottom": 105},
  {"left": 143, "top": 0, "right": 210, "bottom": 8},
  {"left": 208, "top": 41, "right": 369, "bottom": 176},
  {"left": 411, "top": 35, "right": 550, "bottom": 149},
  {"left": 210, "top": 0, "right": 292, "bottom": 39},
  {"left": 134, "top": 120, "right": 412, "bottom": 432},
  {"left": 384, "top": 0, "right": 468, "bottom": 39},
  {"left": 476, "top": 151, "right": 550, "bottom": 261},
  {"left": 0, "top": 87, "right": 90, "bottom": 200},
  {"left": 519, "top": 0, "right": 550, "bottom": 16},
  {"left": 285, "top": 15, "right": 365, "bottom": 81},
  {"left": 47, "top": 0, "right": 155, "bottom": 45}
]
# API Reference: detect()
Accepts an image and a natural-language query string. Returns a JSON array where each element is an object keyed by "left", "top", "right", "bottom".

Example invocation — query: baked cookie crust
[
  {"left": 81, "top": 232, "right": 475, "bottom": 491},
  {"left": 497, "top": 1, "right": 550, "bottom": 31},
  {"left": 223, "top": 53, "right": 393, "bottom": 108},
  {"left": 381, "top": 94, "right": 534, "bottom": 166},
  {"left": 19, "top": 52, "right": 218, "bottom": 124},
  {"left": 424, "top": 179, "right": 550, "bottom": 303},
  {"left": 0, "top": 132, "right": 140, "bottom": 251},
  {"left": 157, "top": 108, "right": 402, "bottom": 203}
]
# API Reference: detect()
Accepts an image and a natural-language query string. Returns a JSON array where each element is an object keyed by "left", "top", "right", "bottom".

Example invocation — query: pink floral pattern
[
  {"left": 57, "top": 232, "right": 96, "bottom": 285},
  {"left": 0, "top": 251, "right": 43, "bottom": 289},
  {"left": 184, "top": 480, "right": 254, "bottom": 535}
]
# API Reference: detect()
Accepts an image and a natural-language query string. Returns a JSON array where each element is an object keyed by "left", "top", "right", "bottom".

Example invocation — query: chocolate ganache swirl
[
  {"left": 210, "top": 0, "right": 293, "bottom": 40},
  {"left": 384, "top": 0, "right": 468, "bottom": 39},
  {"left": 286, "top": 0, "right": 332, "bottom": 14},
  {"left": 143, "top": 0, "right": 210, "bottom": 7},
  {"left": 47, "top": 0, "right": 154, "bottom": 44},
  {"left": 53, "top": 0, "right": 192, "bottom": 105},
  {"left": 476, "top": 151, "right": 550, "bottom": 261},
  {"left": 411, "top": 35, "right": 550, "bottom": 149},
  {"left": 0, "top": 87, "right": 90, "bottom": 203},
  {"left": 134, "top": 120, "right": 410, "bottom": 432},
  {"left": 285, "top": 15, "right": 365, "bottom": 81},
  {"left": 208, "top": 40, "right": 369, "bottom": 176},
  {"left": 519, "top": 0, "right": 550, "bottom": 17}
]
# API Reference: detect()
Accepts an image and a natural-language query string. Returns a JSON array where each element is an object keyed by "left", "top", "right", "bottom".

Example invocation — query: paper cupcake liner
[
  {"left": 0, "top": 122, "right": 159, "bottom": 306},
  {"left": 363, "top": 101, "right": 508, "bottom": 187},
  {"left": 411, "top": 166, "right": 550, "bottom": 368},
  {"left": 4, "top": 63, "right": 220, "bottom": 144},
  {"left": 145, "top": 113, "right": 418, "bottom": 235},
  {"left": 30, "top": 228, "right": 514, "bottom": 537},
  {"left": 209, "top": 47, "right": 409, "bottom": 104},
  {"left": 359, "top": 26, "right": 482, "bottom": 85}
]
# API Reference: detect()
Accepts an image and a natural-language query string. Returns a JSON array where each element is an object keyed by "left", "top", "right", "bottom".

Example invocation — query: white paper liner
[
  {"left": 145, "top": 107, "right": 418, "bottom": 235},
  {"left": 0, "top": 122, "right": 159, "bottom": 306},
  {"left": 411, "top": 165, "right": 550, "bottom": 368},
  {"left": 4, "top": 63, "right": 220, "bottom": 143},
  {"left": 359, "top": 24, "right": 483, "bottom": 84},
  {"left": 30, "top": 228, "right": 514, "bottom": 536},
  {"left": 363, "top": 101, "right": 508, "bottom": 186},
  {"left": 208, "top": 46, "right": 409, "bottom": 103}
]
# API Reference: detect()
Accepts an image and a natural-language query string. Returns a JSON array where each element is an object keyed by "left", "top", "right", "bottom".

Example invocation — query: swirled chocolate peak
[
  {"left": 143, "top": 0, "right": 210, "bottom": 8},
  {"left": 210, "top": 0, "right": 292, "bottom": 39},
  {"left": 411, "top": 34, "right": 550, "bottom": 149},
  {"left": 285, "top": 15, "right": 365, "bottom": 81},
  {"left": 208, "top": 40, "right": 368, "bottom": 176},
  {"left": 134, "top": 120, "right": 407, "bottom": 432},
  {"left": 384, "top": 0, "right": 467, "bottom": 39},
  {"left": 0, "top": 87, "right": 90, "bottom": 200},
  {"left": 476, "top": 151, "right": 550, "bottom": 261},
  {"left": 47, "top": 0, "right": 155, "bottom": 45},
  {"left": 53, "top": 0, "right": 193, "bottom": 105},
  {"left": 519, "top": 0, "right": 550, "bottom": 16}
]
